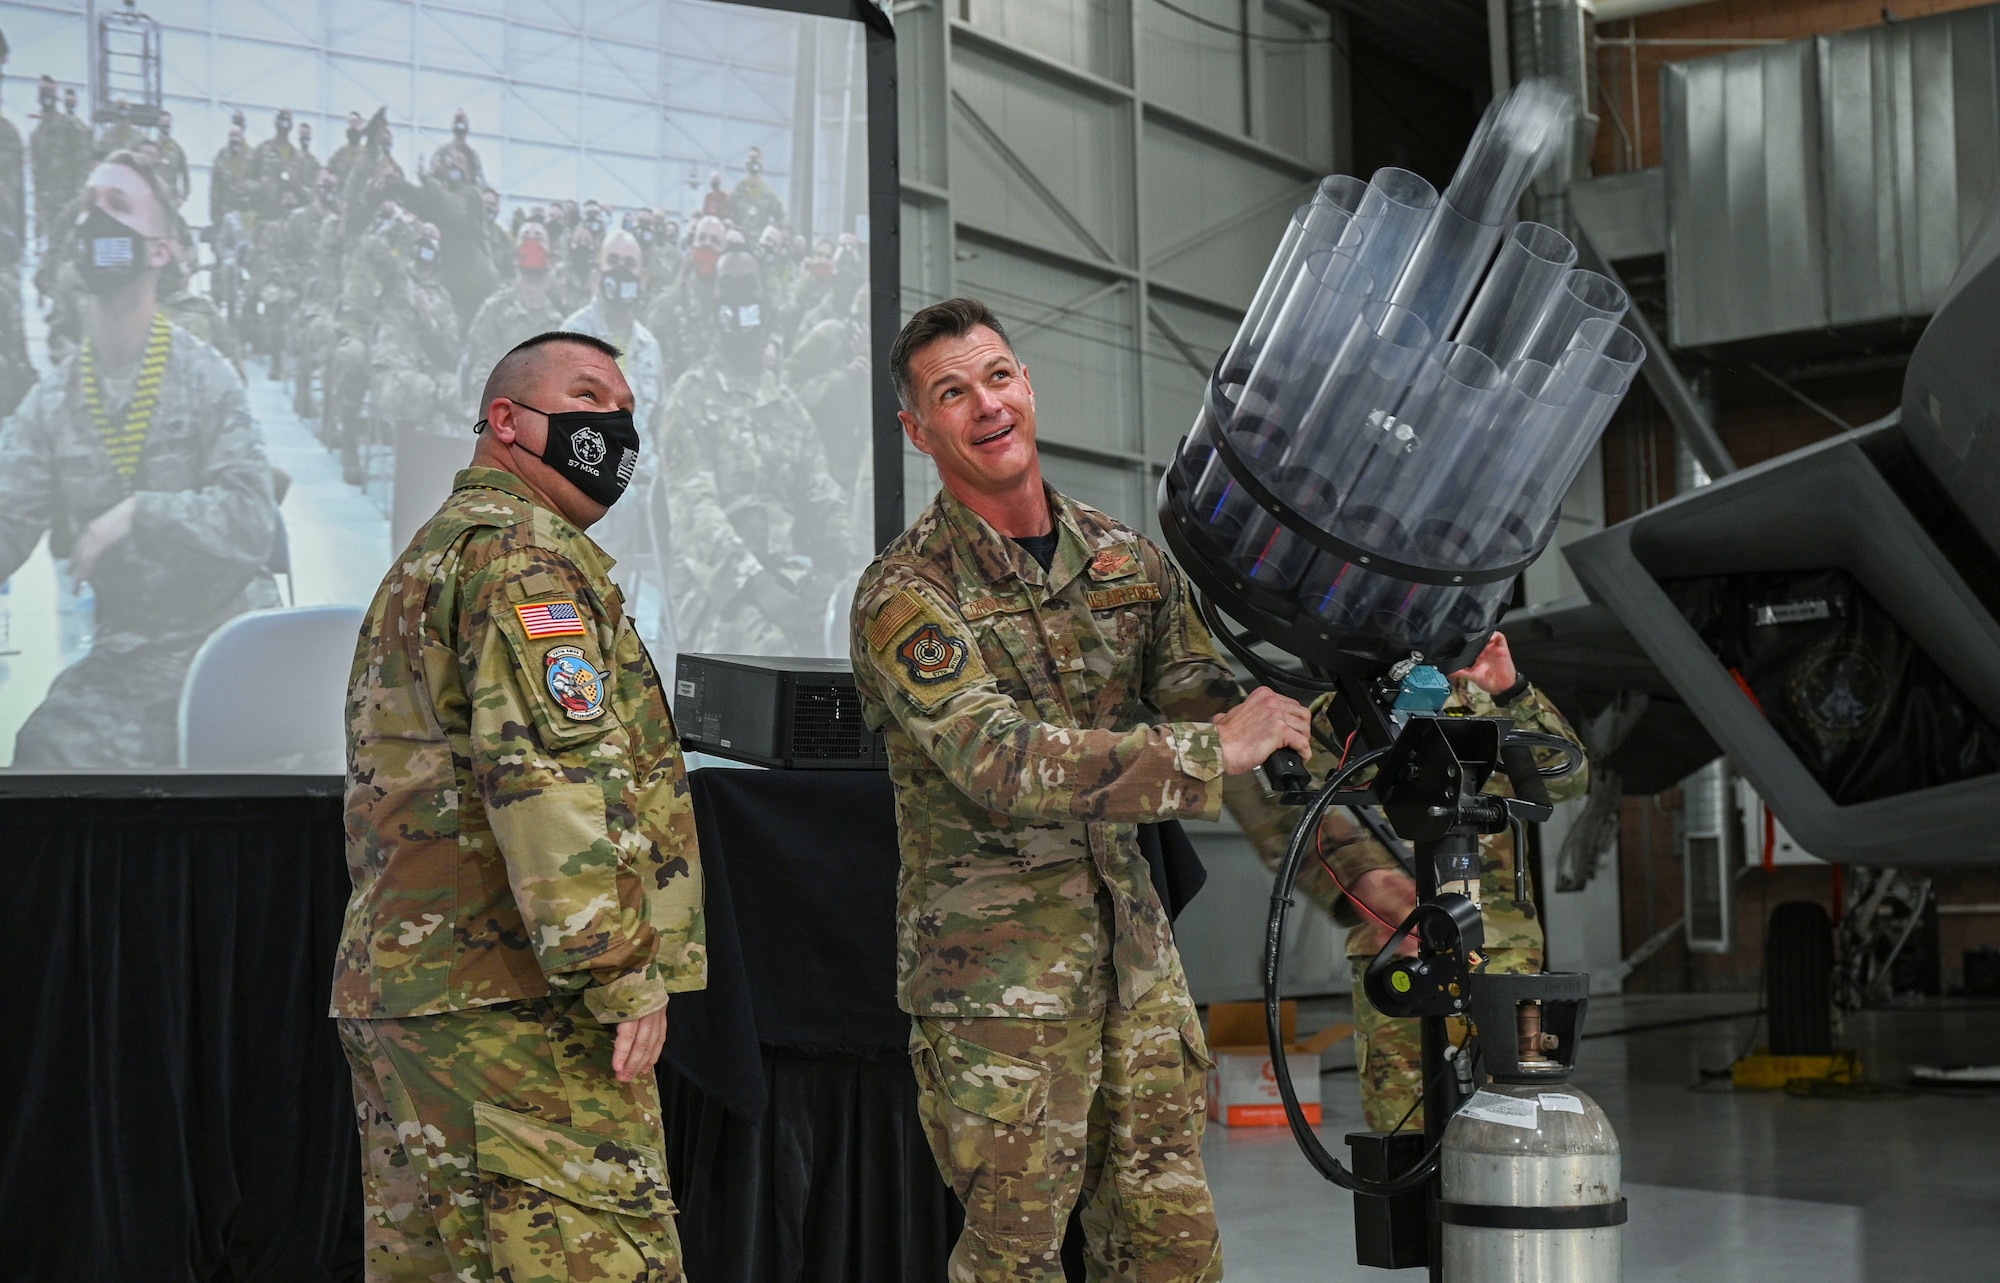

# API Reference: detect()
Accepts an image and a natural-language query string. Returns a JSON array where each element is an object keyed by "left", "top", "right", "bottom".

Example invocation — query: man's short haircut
[
  {"left": 890, "top": 296, "right": 1011, "bottom": 411},
  {"left": 503, "top": 330, "right": 622, "bottom": 365},
  {"left": 478, "top": 331, "right": 625, "bottom": 425}
]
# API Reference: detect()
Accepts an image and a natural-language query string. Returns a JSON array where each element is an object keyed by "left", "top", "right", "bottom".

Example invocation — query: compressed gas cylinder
[{"left": 1439, "top": 1081, "right": 1624, "bottom": 1281}]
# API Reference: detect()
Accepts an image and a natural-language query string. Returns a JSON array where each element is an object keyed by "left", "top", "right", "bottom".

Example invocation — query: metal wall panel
[
  {"left": 1141, "top": 298, "right": 1238, "bottom": 461},
  {"left": 1137, "top": 0, "right": 1247, "bottom": 136},
  {"left": 965, "top": 0, "right": 1131, "bottom": 86},
  {"left": 1663, "top": 42, "right": 1826, "bottom": 348},
  {"left": 1140, "top": 117, "right": 1310, "bottom": 309},
  {"left": 950, "top": 43, "right": 1136, "bottom": 267}
]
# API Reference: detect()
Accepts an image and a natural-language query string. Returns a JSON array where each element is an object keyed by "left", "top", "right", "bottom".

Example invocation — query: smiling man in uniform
[{"left": 850, "top": 297, "right": 1316, "bottom": 1282}]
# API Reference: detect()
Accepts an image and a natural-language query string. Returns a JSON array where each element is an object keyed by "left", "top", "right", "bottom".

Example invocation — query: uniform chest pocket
[{"left": 1083, "top": 580, "right": 1160, "bottom": 667}]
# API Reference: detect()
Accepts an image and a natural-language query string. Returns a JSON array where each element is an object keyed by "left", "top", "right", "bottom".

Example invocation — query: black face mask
[
  {"left": 74, "top": 205, "right": 151, "bottom": 296},
  {"left": 485, "top": 400, "right": 640, "bottom": 508},
  {"left": 600, "top": 266, "right": 641, "bottom": 304},
  {"left": 347, "top": 127, "right": 362, "bottom": 145}
]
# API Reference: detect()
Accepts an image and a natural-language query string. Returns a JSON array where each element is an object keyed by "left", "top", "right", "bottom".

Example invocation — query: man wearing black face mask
[
  {"left": 370, "top": 218, "right": 463, "bottom": 493},
  {"left": 660, "top": 249, "right": 852, "bottom": 655},
  {"left": 338, "top": 330, "right": 703, "bottom": 1281},
  {"left": 249, "top": 109, "right": 304, "bottom": 221},
  {"left": 429, "top": 108, "right": 485, "bottom": 193},
  {"left": 326, "top": 110, "right": 366, "bottom": 188},
  {"left": 0, "top": 152, "right": 279, "bottom": 767},
  {"left": 561, "top": 228, "right": 670, "bottom": 656},
  {"left": 30, "top": 77, "right": 90, "bottom": 246},
  {"left": 730, "top": 146, "right": 784, "bottom": 238}
]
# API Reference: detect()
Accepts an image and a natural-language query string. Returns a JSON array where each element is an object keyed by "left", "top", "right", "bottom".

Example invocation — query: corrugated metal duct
[{"left": 1663, "top": 4, "right": 2000, "bottom": 349}]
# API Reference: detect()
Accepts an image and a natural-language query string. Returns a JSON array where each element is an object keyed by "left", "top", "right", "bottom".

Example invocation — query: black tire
[{"left": 1766, "top": 900, "right": 1835, "bottom": 1056}]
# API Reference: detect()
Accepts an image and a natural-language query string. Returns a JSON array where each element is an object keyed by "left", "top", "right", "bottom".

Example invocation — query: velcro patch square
[{"left": 866, "top": 590, "right": 925, "bottom": 651}]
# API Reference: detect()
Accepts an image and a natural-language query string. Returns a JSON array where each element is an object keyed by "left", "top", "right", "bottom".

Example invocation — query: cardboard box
[{"left": 1204, "top": 1000, "right": 1351, "bottom": 1127}]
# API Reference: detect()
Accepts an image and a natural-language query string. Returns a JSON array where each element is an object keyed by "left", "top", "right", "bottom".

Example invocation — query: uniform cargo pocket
[
  {"left": 910, "top": 1021, "right": 1056, "bottom": 1244},
  {"left": 474, "top": 1101, "right": 680, "bottom": 1280}
]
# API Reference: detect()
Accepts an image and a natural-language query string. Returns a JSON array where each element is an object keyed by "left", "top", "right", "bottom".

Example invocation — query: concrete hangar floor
[{"left": 1208, "top": 993, "right": 2000, "bottom": 1281}]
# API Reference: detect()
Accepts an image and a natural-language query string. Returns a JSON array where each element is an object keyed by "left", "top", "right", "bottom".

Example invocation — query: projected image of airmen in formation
[{"left": 0, "top": 44, "right": 872, "bottom": 769}]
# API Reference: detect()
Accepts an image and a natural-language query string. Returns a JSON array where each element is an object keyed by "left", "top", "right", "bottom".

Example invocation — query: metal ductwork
[
  {"left": 1662, "top": 3, "right": 2000, "bottom": 349},
  {"left": 1509, "top": 0, "right": 1601, "bottom": 228}
]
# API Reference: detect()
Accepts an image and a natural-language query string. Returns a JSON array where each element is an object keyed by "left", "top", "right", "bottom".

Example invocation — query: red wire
[{"left": 1317, "top": 823, "right": 1399, "bottom": 933}]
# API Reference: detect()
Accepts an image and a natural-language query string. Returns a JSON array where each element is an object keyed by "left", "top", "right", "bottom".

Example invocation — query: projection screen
[{"left": 0, "top": 0, "right": 897, "bottom": 788}]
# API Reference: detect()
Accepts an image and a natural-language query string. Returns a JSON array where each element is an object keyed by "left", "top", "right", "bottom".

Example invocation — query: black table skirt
[
  {"left": 661, "top": 1046, "right": 962, "bottom": 1283},
  {"left": 0, "top": 774, "right": 1199, "bottom": 1280}
]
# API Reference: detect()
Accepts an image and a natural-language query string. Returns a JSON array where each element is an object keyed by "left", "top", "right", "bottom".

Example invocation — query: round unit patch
[
  {"left": 544, "top": 644, "right": 607, "bottom": 720},
  {"left": 896, "top": 621, "right": 968, "bottom": 684}
]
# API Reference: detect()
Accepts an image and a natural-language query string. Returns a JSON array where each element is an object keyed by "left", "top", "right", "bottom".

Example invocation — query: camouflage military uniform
[
  {"left": 729, "top": 173, "right": 784, "bottom": 238},
  {"left": 156, "top": 132, "right": 191, "bottom": 206},
  {"left": 373, "top": 260, "right": 461, "bottom": 438},
  {"left": 248, "top": 134, "right": 306, "bottom": 219},
  {"left": 661, "top": 351, "right": 849, "bottom": 655},
  {"left": 0, "top": 110, "right": 24, "bottom": 260},
  {"left": 335, "top": 465, "right": 705, "bottom": 1282},
  {"left": 645, "top": 270, "right": 715, "bottom": 388},
  {"left": 93, "top": 118, "right": 144, "bottom": 159},
  {"left": 0, "top": 111, "right": 29, "bottom": 414},
  {"left": 462, "top": 279, "right": 564, "bottom": 399},
  {"left": 29, "top": 106, "right": 92, "bottom": 242},
  {"left": 0, "top": 317, "right": 280, "bottom": 767},
  {"left": 210, "top": 139, "right": 253, "bottom": 223},
  {"left": 851, "top": 486, "right": 1237, "bottom": 1283},
  {"left": 1238, "top": 678, "right": 1588, "bottom": 1132}
]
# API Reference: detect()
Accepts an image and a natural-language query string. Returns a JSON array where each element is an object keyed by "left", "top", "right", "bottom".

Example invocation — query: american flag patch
[{"left": 514, "top": 600, "right": 587, "bottom": 638}]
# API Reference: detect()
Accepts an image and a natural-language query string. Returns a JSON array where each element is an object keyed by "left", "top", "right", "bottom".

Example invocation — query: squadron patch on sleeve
[
  {"left": 896, "top": 622, "right": 969, "bottom": 684},
  {"left": 543, "top": 645, "right": 608, "bottom": 720}
]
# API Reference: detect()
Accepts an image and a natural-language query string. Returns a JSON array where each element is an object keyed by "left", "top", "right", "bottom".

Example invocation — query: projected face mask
[
  {"left": 600, "top": 265, "right": 641, "bottom": 304},
  {"left": 492, "top": 400, "right": 641, "bottom": 508},
  {"left": 74, "top": 205, "right": 152, "bottom": 296}
]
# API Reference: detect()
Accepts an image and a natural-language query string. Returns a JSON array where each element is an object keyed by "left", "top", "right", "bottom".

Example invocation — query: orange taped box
[{"left": 1205, "top": 1000, "right": 1352, "bottom": 1127}]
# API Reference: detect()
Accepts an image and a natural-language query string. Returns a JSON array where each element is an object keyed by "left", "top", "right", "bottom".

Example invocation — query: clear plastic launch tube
[
  {"left": 1387, "top": 79, "right": 1573, "bottom": 340},
  {"left": 1443, "top": 78, "right": 1575, "bottom": 224},
  {"left": 1342, "top": 168, "right": 1438, "bottom": 298},
  {"left": 1453, "top": 222, "right": 1576, "bottom": 364},
  {"left": 1493, "top": 321, "right": 1646, "bottom": 551},
  {"left": 1181, "top": 189, "right": 1366, "bottom": 482},
  {"left": 1330, "top": 343, "right": 1506, "bottom": 570},
  {"left": 1282, "top": 300, "right": 1434, "bottom": 484},
  {"left": 1189, "top": 251, "right": 1374, "bottom": 541},
  {"left": 1220, "top": 183, "right": 1368, "bottom": 383},
  {"left": 1515, "top": 268, "right": 1628, "bottom": 366}
]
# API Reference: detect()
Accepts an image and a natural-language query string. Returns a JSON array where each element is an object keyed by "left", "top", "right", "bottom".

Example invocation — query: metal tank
[{"left": 1442, "top": 974, "right": 1626, "bottom": 1281}]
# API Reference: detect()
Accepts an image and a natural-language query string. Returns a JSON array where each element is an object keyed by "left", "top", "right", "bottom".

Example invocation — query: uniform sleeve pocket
[{"left": 473, "top": 1101, "right": 676, "bottom": 1219}]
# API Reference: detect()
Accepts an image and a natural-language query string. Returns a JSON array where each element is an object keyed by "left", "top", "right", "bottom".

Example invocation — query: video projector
[{"left": 673, "top": 654, "right": 887, "bottom": 770}]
